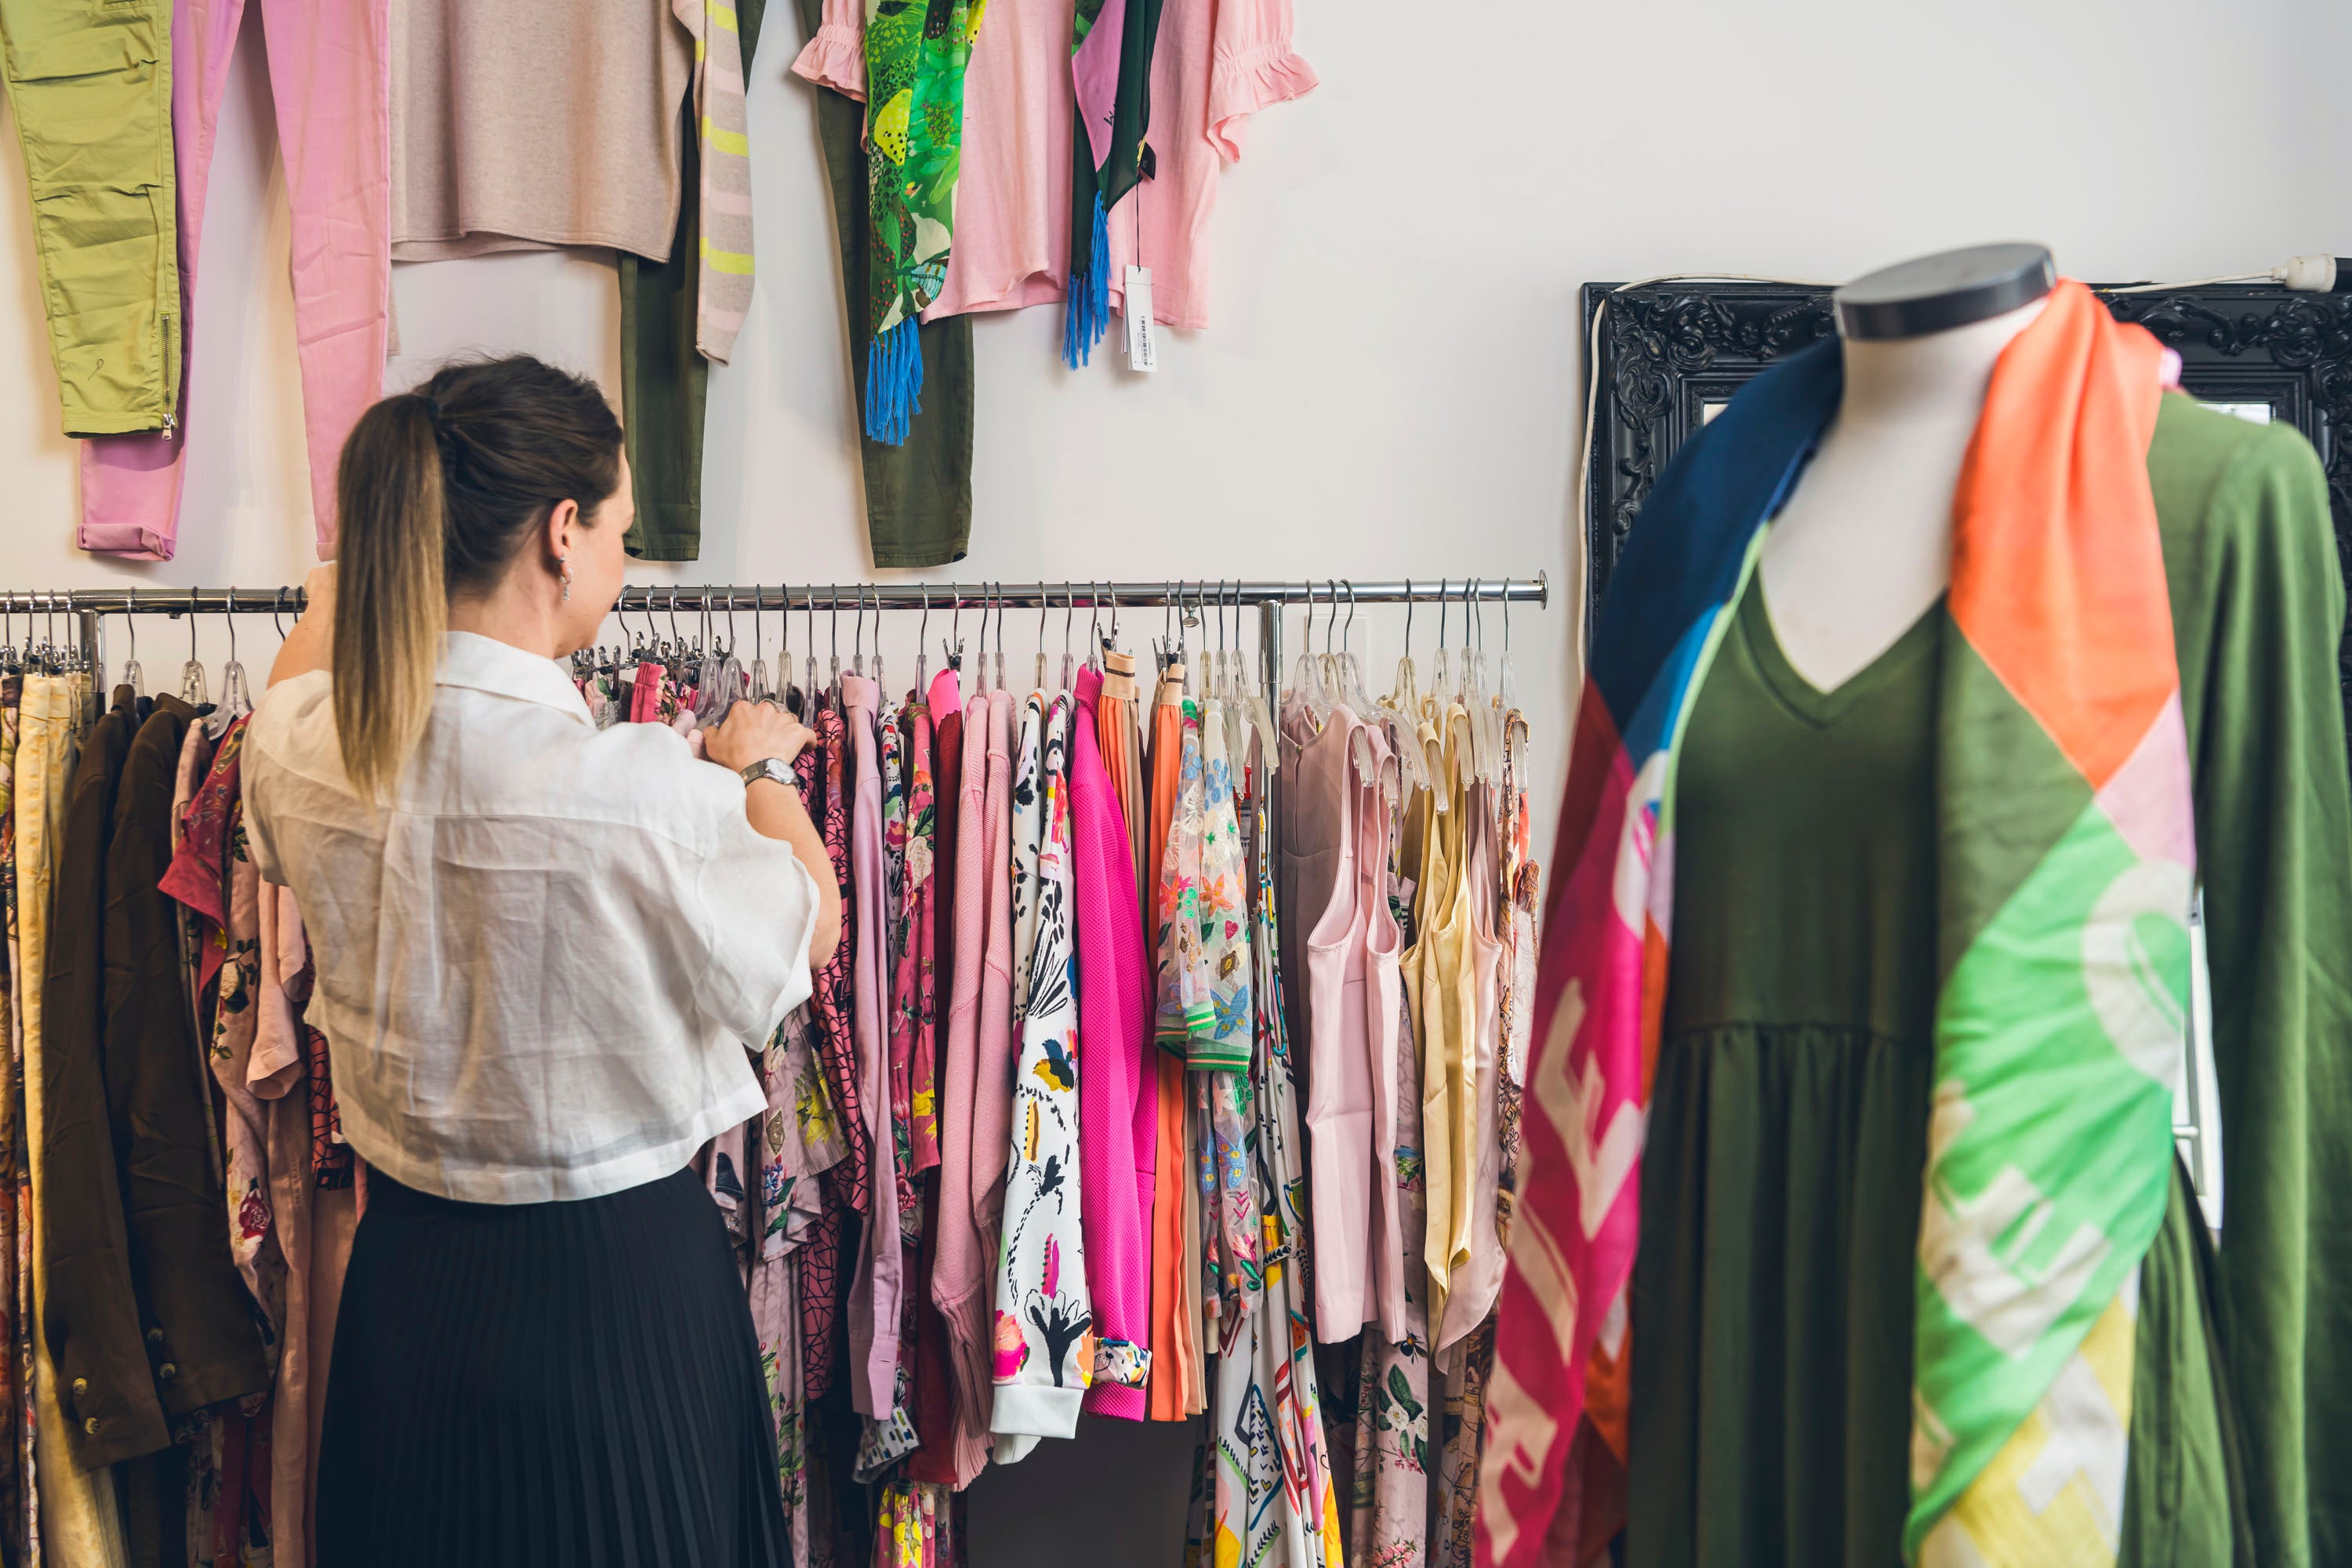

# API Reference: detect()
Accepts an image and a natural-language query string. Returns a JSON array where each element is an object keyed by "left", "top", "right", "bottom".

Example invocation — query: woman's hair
[{"left": 331, "top": 354, "right": 622, "bottom": 798}]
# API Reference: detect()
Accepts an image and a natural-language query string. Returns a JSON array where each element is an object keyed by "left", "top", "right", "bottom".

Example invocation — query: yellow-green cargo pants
[{"left": 0, "top": 0, "right": 176, "bottom": 436}]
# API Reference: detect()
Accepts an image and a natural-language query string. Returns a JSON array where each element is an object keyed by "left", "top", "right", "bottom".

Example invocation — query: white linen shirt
[{"left": 243, "top": 631, "right": 818, "bottom": 1203}]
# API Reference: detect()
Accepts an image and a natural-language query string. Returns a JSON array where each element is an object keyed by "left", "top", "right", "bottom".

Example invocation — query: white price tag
[{"left": 1124, "top": 265, "right": 1159, "bottom": 372}]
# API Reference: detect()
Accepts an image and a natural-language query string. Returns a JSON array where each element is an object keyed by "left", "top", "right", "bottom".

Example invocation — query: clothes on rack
[{"left": 0, "top": 583, "right": 1543, "bottom": 1568}]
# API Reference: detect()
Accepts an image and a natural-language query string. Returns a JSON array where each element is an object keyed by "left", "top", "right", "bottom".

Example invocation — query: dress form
[{"left": 1759, "top": 245, "right": 2054, "bottom": 691}]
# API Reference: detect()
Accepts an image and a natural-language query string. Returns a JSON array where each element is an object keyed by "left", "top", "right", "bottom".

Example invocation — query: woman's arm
[
  {"left": 270, "top": 564, "right": 337, "bottom": 687},
  {"left": 706, "top": 699, "right": 843, "bottom": 968}
]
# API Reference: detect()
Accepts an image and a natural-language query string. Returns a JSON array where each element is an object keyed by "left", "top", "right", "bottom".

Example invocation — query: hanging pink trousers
[{"left": 79, "top": 0, "right": 390, "bottom": 561}]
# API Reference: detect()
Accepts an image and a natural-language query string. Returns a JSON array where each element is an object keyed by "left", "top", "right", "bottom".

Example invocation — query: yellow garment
[
  {"left": 17, "top": 676, "right": 128, "bottom": 1566},
  {"left": 1406, "top": 705, "right": 1473, "bottom": 1330},
  {"left": 0, "top": 0, "right": 181, "bottom": 434}
]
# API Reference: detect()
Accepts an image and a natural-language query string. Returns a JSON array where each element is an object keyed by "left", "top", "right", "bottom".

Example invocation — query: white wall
[{"left": 0, "top": 0, "right": 2343, "bottom": 1557}]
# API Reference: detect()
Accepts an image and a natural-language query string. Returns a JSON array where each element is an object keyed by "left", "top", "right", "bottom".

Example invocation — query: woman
[{"left": 246, "top": 355, "right": 842, "bottom": 1564}]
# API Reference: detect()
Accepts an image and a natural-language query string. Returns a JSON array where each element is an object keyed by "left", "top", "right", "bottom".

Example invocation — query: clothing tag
[{"left": 1125, "top": 266, "right": 1159, "bottom": 372}]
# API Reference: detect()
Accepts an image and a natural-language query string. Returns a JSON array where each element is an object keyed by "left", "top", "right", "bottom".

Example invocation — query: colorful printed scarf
[
  {"left": 862, "top": 0, "right": 983, "bottom": 445},
  {"left": 1061, "top": 0, "right": 1163, "bottom": 365},
  {"left": 1480, "top": 281, "right": 2189, "bottom": 1567}
]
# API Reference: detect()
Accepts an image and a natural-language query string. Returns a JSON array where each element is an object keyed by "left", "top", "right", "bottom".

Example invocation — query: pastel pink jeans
[{"left": 80, "top": 0, "right": 389, "bottom": 561}]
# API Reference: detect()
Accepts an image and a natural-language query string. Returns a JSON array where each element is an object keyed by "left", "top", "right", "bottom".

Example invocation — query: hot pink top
[{"left": 1070, "top": 666, "right": 1155, "bottom": 1417}]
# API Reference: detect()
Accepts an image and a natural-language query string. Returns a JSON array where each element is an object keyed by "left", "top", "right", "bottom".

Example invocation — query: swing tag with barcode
[{"left": 1124, "top": 266, "right": 1159, "bottom": 372}]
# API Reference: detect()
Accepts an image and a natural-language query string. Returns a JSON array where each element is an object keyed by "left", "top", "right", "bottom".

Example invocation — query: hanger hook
[
  {"left": 1503, "top": 579, "right": 1512, "bottom": 651},
  {"left": 1404, "top": 578, "right": 1413, "bottom": 657},
  {"left": 919, "top": 583, "right": 931, "bottom": 652},
  {"left": 1436, "top": 578, "right": 1448, "bottom": 650},
  {"left": 830, "top": 585, "right": 840, "bottom": 659},
  {"left": 225, "top": 588, "right": 239, "bottom": 662},
  {"left": 1063, "top": 582, "right": 1075, "bottom": 662},
  {"left": 189, "top": 586, "right": 200, "bottom": 662},
  {"left": 1344, "top": 579, "right": 1356, "bottom": 656}
]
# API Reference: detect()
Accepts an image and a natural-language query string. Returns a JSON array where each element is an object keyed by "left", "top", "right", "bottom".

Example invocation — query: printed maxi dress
[
  {"left": 1200, "top": 724, "right": 1345, "bottom": 1568},
  {"left": 990, "top": 696, "right": 1091, "bottom": 1454}
]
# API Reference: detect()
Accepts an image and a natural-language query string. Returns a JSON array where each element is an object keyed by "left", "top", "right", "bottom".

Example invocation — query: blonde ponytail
[
  {"left": 326, "top": 357, "right": 625, "bottom": 799},
  {"left": 332, "top": 395, "right": 448, "bottom": 800}
]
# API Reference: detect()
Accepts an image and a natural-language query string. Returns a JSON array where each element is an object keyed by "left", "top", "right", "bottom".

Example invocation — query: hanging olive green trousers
[{"left": 0, "top": 0, "right": 180, "bottom": 437}]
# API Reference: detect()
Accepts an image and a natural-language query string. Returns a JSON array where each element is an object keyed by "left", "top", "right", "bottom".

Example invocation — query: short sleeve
[
  {"left": 691, "top": 797, "right": 823, "bottom": 1046},
  {"left": 790, "top": 0, "right": 866, "bottom": 101},
  {"left": 1207, "top": 0, "right": 1316, "bottom": 160}
]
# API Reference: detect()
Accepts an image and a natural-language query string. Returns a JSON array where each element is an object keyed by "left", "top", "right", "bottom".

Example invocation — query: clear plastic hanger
[
  {"left": 179, "top": 589, "right": 209, "bottom": 709},
  {"left": 1287, "top": 579, "right": 1323, "bottom": 724},
  {"left": 1059, "top": 584, "right": 1077, "bottom": 695},
  {"left": 1341, "top": 580, "right": 1374, "bottom": 714},
  {"left": 991, "top": 583, "right": 1008, "bottom": 696},
  {"left": 210, "top": 591, "right": 251, "bottom": 736},
  {"left": 829, "top": 586, "right": 844, "bottom": 698},
  {"left": 869, "top": 586, "right": 887, "bottom": 697},
  {"left": 916, "top": 586, "right": 931, "bottom": 693},
  {"left": 119, "top": 608, "right": 142, "bottom": 696},
  {"left": 750, "top": 586, "right": 773, "bottom": 701},
  {"left": 804, "top": 587, "right": 819, "bottom": 704},
  {"left": 1428, "top": 580, "right": 1452, "bottom": 720},
  {"left": 1040, "top": 587, "right": 1058, "bottom": 691}
]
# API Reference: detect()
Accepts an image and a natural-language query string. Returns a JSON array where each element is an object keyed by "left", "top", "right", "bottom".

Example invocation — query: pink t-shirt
[{"left": 791, "top": 0, "right": 1312, "bottom": 328}]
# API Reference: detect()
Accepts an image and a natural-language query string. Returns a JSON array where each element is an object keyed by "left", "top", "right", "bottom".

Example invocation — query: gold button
[
  {"left": 157, "top": 1363, "right": 176, "bottom": 1381},
  {"left": 71, "top": 1377, "right": 86, "bottom": 1396},
  {"left": 143, "top": 1329, "right": 163, "bottom": 1347},
  {"left": 81, "top": 1417, "right": 99, "bottom": 1436}
]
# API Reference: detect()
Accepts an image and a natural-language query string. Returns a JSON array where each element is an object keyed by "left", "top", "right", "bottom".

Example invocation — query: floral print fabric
[
  {"left": 990, "top": 696, "right": 1091, "bottom": 1450},
  {"left": 1153, "top": 701, "right": 1211, "bottom": 1054}
]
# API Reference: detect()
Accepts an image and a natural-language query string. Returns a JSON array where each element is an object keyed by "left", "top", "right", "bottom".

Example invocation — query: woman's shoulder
[{"left": 247, "top": 670, "right": 339, "bottom": 782}]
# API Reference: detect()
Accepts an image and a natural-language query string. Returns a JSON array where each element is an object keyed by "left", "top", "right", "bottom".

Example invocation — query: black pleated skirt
[{"left": 315, "top": 1165, "right": 787, "bottom": 1567}]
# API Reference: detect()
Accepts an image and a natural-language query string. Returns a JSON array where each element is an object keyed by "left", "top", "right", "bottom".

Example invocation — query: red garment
[
  {"left": 802, "top": 699, "right": 863, "bottom": 1400},
  {"left": 909, "top": 677, "right": 964, "bottom": 1485},
  {"left": 157, "top": 713, "right": 249, "bottom": 996}
]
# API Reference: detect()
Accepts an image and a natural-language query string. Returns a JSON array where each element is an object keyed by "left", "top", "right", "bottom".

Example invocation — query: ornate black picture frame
[{"left": 1580, "top": 281, "right": 2352, "bottom": 710}]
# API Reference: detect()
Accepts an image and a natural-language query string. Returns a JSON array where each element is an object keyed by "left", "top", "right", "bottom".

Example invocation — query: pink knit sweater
[
  {"left": 931, "top": 687, "right": 1017, "bottom": 1475},
  {"left": 1071, "top": 667, "right": 1155, "bottom": 1418}
]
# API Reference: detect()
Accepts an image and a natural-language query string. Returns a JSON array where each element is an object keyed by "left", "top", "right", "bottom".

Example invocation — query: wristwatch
[{"left": 740, "top": 757, "right": 796, "bottom": 789}]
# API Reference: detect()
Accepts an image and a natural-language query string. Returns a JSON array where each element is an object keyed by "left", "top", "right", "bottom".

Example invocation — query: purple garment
[
  {"left": 841, "top": 674, "right": 904, "bottom": 1420},
  {"left": 1071, "top": 666, "right": 1156, "bottom": 1419}
]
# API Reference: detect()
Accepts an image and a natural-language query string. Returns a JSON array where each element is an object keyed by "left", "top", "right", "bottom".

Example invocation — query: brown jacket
[{"left": 42, "top": 695, "right": 266, "bottom": 1469}]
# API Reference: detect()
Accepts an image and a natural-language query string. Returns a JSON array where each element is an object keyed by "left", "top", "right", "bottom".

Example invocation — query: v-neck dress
[{"left": 1625, "top": 393, "right": 2352, "bottom": 1568}]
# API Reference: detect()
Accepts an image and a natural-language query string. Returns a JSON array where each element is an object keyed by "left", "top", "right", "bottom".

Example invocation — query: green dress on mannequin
[{"left": 1628, "top": 397, "right": 2352, "bottom": 1568}]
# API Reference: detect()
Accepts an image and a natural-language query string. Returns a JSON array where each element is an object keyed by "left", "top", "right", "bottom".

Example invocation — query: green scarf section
[
  {"left": 863, "top": 0, "right": 982, "bottom": 445},
  {"left": 1062, "top": 0, "right": 1163, "bottom": 365}
]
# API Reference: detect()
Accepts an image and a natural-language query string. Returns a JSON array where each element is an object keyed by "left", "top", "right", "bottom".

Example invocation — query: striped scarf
[{"left": 1479, "top": 280, "right": 2189, "bottom": 1567}]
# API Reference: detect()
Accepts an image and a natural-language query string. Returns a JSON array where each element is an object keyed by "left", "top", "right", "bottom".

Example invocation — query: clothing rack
[{"left": 9, "top": 575, "right": 1549, "bottom": 900}]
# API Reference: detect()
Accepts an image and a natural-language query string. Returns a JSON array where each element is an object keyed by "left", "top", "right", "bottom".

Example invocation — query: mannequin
[{"left": 1759, "top": 243, "right": 2054, "bottom": 691}]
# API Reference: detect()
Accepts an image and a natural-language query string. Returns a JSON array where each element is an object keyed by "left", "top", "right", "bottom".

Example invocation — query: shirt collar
[{"left": 439, "top": 632, "right": 593, "bottom": 727}]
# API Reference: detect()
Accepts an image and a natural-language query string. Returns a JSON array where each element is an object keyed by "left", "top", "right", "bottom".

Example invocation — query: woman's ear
[{"left": 545, "top": 496, "right": 581, "bottom": 568}]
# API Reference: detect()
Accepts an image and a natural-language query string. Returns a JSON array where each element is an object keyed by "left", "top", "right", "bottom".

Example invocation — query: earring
[{"left": 558, "top": 555, "right": 573, "bottom": 603}]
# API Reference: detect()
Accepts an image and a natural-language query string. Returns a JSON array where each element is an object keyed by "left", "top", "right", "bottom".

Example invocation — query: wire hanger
[
  {"left": 829, "top": 586, "right": 843, "bottom": 694},
  {"left": 750, "top": 586, "right": 772, "bottom": 701}
]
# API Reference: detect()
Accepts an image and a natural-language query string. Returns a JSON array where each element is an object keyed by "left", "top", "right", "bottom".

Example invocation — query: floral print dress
[
  {"left": 989, "top": 695, "right": 1091, "bottom": 1454},
  {"left": 1202, "top": 728, "right": 1344, "bottom": 1568}
]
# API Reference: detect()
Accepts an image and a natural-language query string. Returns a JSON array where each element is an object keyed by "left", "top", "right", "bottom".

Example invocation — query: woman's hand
[
  {"left": 709, "top": 698, "right": 840, "bottom": 966},
  {"left": 270, "top": 562, "right": 339, "bottom": 687},
  {"left": 704, "top": 699, "right": 814, "bottom": 775}
]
